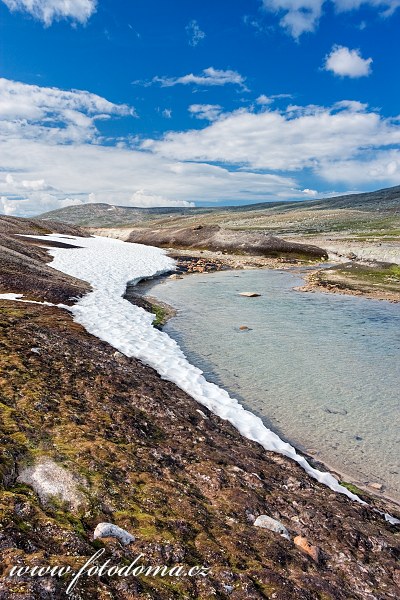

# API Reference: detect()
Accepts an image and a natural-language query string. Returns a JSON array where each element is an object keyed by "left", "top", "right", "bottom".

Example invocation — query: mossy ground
[
  {"left": 0, "top": 301, "right": 399, "bottom": 599},
  {"left": 309, "top": 262, "right": 400, "bottom": 300}
]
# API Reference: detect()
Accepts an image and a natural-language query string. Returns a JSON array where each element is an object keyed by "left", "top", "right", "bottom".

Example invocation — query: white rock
[
  {"left": 239, "top": 292, "right": 261, "bottom": 297},
  {"left": 93, "top": 523, "right": 135, "bottom": 546},
  {"left": 17, "top": 458, "right": 86, "bottom": 511},
  {"left": 254, "top": 515, "right": 291, "bottom": 540}
]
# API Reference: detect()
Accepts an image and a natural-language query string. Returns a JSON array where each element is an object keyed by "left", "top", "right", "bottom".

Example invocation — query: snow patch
[{"left": 0, "top": 293, "right": 58, "bottom": 307}]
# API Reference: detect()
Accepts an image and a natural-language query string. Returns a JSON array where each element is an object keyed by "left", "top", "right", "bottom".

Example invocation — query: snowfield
[{"left": 23, "top": 234, "right": 364, "bottom": 503}]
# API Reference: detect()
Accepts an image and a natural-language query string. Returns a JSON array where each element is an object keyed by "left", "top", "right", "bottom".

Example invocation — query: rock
[
  {"left": 239, "top": 292, "right": 261, "bottom": 297},
  {"left": 368, "top": 482, "right": 383, "bottom": 491},
  {"left": 17, "top": 458, "right": 87, "bottom": 512},
  {"left": 239, "top": 325, "right": 251, "bottom": 331},
  {"left": 294, "top": 536, "right": 320, "bottom": 562},
  {"left": 93, "top": 523, "right": 135, "bottom": 546},
  {"left": 169, "top": 274, "right": 183, "bottom": 280},
  {"left": 254, "top": 515, "right": 290, "bottom": 540}
]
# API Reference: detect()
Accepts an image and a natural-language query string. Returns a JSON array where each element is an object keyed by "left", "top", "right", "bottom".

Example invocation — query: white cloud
[
  {"left": 185, "top": 20, "right": 206, "bottom": 46},
  {"left": 1, "top": 0, "right": 97, "bottom": 26},
  {"left": 143, "top": 67, "right": 248, "bottom": 90},
  {"left": 260, "top": 0, "right": 400, "bottom": 38},
  {"left": 324, "top": 45, "right": 372, "bottom": 77},
  {"left": 262, "top": 0, "right": 323, "bottom": 38},
  {"left": 334, "top": 99, "right": 369, "bottom": 111},
  {"left": 162, "top": 108, "right": 172, "bottom": 119},
  {"left": 131, "top": 190, "right": 195, "bottom": 208},
  {"left": 189, "top": 104, "right": 223, "bottom": 121},
  {"left": 0, "top": 77, "right": 300, "bottom": 216},
  {"left": 318, "top": 150, "right": 400, "bottom": 184},
  {"left": 0, "top": 139, "right": 300, "bottom": 215},
  {"left": 334, "top": 0, "right": 400, "bottom": 16},
  {"left": 256, "top": 94, "right": 273, "bottom": 105},
  {"left": 0, "top": 77, "right": 134, "bottom": 144},
  {"left": 302, "top": 188, "right": 319, "bottom": 196},
  {"left": 143, "top": 102, "right": 400, "bottom": 171}
]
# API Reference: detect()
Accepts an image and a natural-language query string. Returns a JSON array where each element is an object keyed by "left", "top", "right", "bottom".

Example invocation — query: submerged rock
[
  {"left": 254, "top": 515, "right": 291, "bottom": 540},
  {"left": 93, "top": 523, "right": 135, "bottom": 546},
  {"left": 239, "top": 292, "right": 261, "bottom": 297}
]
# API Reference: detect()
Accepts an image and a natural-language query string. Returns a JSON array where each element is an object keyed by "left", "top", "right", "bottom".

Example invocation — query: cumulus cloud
[
  {"left": 0, "top": 77, "right": 300, "bottom": 216},
  {"left": 256, "top": 94, "right": 274, "bottom": 105},
  {"left": 1, "top": 0, "right": 97, "bottom": 26},
  {"left": 143, "top": 102, "right": 400, "bottom": 176},
  {"left": 131, "top": 190, "right": 195, "bottom": 208},
  {"left": 139, "top": 67, "right": 248, "bottom": 90},
  {"left": 318, "top": 149, "right": 400, "bottom": 184},
  {"left": 189, "top": 104, "right": 223, "bottom": 121},
  {"left": 185, "top": 20, "right": 206, "bottom": 46},
  {"left": 324, "top": 45, "right": 373, "bottom": 77},
  {"left": 260, "top": 0, "right": 400, "bottom": 38},
  {"left": 302, "top": 188, "right": 319, "bottom": 196},
  {"left": 0, "top": 77, "right": 134, "bottom": 144}
]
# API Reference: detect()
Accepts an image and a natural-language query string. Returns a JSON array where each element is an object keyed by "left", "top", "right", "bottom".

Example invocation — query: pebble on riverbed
[{"left": 239, "top": 292, "right": 261, "bottom": 297}]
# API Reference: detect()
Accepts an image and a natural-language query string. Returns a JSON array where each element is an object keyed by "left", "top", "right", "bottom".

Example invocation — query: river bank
[
  {"left": 129, "top": 266, "right": 400, "bottom": 507},
  {"left": 89, "top": 224, "right": 400, "bottom": 303}
]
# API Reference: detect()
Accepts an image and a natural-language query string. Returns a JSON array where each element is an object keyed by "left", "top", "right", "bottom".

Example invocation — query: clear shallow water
[{"left": 147, "top": 269, "right": 400, "bottom": 500}]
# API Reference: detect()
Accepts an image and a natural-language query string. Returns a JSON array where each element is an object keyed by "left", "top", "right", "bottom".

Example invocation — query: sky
[{"left": 0, "top": 0, "right": 400, "bottom": 216}]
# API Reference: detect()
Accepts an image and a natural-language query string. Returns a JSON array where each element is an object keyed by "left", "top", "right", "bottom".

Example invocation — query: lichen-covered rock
[
  {"left": 93, "top": 523, "right": 135, "bottom": 545},
  {"left": 17, "top": 458, "right": 87, "bottom": 512},
  {"left": 254, "top": 515, "right": 291, "bottom": 540}
]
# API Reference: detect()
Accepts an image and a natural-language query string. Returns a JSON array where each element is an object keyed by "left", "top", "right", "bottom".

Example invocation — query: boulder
[
  {"left": 93, "top": 523, "right": 135, "bottom": 546},
  {"left": 254, "top": 515, "right": 290, "bottom": 540},
  {"left": 239, "top": 292, "right": 261, "bottom": 297},
  {"left": 294, "top": 536, "right": 320, "bottom": 562}
]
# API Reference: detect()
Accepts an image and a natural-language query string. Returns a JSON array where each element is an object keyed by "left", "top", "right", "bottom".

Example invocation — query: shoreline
[
  {"left": 89, "top": 227, "right": 400, "bottom": 303},
  {"left": 129, "top": 263, "right": 400, "bottom": 510}
]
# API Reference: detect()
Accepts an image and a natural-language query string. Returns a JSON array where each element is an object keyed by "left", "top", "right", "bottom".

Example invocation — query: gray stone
[
  {"left": 239, "top": 292, "right": 261, "bottom": 297},
  {"left": 93, "top": 523, "right": 135, "bottom": 545},
  {"left": 254, "top": 515, "right": 291, "bottom": 540}
]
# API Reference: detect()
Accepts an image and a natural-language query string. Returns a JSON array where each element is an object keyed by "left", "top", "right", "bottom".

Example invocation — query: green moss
[
  {"left": 339, "top": 481, "right": 365, "bottom": 496},
  {"left": 151, "top": 304, "right": 167, "bottom": 329}
]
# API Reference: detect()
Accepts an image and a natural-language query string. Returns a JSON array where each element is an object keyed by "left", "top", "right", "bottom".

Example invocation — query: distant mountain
[
  {"left": 37, "top": 203, "right": 219, "bottom": 227},
  {"left": 37, "top": 185, "right": 400, "bottom": 228}
]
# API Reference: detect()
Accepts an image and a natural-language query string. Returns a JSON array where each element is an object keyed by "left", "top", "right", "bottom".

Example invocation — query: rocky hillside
[
  {"left": 125, "top": 225, "right": 328, "bottom": 260},
  {"left": 37, "top": 185, "right": 400, "bottom": 230},
  {"left": 0, "top": 217, "right": 399, "bottom": 599},
  {"left": 0, "top": 216, "right": 90, "bottom": 304},
  {"left": 38, "top": 203, "right": 219, "bottom": 228}
]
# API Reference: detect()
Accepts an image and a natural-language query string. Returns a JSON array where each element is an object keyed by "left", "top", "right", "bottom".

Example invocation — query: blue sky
[{"left": 0, "top": 0, "right": 400, "bottom": 215}]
